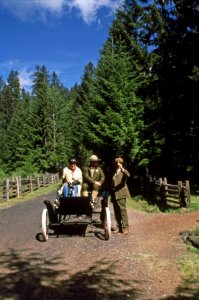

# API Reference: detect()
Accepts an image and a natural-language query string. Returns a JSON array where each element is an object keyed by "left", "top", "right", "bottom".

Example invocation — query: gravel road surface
[{"left": 1, "top": 191, "right": 199, "bottom": 299}]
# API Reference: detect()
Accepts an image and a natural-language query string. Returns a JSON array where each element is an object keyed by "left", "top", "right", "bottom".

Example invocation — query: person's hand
[
  {"left": 118, "top": 162, "right": 123, "bottom": 169},
  {"left": 72, "top": 180, "right": 80, "bottom": 185},
  {"left": 95, "top": 181, "right": 101, "bottom": 186}
]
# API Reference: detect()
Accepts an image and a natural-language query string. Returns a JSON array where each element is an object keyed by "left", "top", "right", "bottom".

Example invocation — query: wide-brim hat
[{"left": 89, "top": 155, "right": 101, "bottom": 162}]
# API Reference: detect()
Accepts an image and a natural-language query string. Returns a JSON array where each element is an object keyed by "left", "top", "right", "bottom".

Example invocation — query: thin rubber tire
[
  {"left": 42, "top": 208, "right": 49, "bottom": 241},
  {"left": 104, "top": 207, "right": 111, "bottom": 240}
]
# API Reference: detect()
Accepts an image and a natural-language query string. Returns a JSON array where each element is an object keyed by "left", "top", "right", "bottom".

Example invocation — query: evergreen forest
[{"left": 0, "top": 0, "right": 198, "bottom": 184}]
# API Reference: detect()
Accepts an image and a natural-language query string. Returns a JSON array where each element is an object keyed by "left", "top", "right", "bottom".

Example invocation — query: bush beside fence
[{"left": 0, "top": 173, "right": 59, "bottom": 203}]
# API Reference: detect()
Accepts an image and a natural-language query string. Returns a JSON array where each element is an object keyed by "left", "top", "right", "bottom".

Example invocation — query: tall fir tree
[{"left": 84, "top": 39, "right": 145, "bottom": 173}]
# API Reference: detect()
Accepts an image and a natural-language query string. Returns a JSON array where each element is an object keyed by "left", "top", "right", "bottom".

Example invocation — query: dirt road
[{"left": 0, "top": 191, "right": 199, "bottom": 299}]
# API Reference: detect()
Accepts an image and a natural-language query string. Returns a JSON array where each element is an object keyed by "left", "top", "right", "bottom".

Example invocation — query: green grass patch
[
  {"left": 178, "top": 246, "right": 199, "bottom": 284},
  {"left": 188, "top": 195, "right": 199, "bottom": 211},
  {"left": 0, "top": 183, "right": 60, "bottom": 211},
  {"left": 127, "top": 194, "right": 199, "bottom": 214},
  {"left": 127, "top": 195, "right": 162, "bottom": 213}
]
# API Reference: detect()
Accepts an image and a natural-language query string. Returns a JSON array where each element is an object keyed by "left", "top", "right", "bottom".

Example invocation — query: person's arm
[
  {"left": 63, "top": 167, "right": 73, "bottom": 184},
  {"left": 118, "top": 162, "right": 130, "bottom": 178},
  {"left": 121, "top": 168, "right": 130, "bottom": 178},
  {"left": 94, "top": 167, "right": 105, "bottom": 186},
  {"left": 62, "top": 167, "right": 66, "bottom": 184},
  {"left": 99, "top": 168, "right": 105, "bottom": 184},
  {"left": 82, "top": 167, "right": 95, "bottom": 184},
  {"left": 72, "top": 168, "right": 83, "bottom": 185}
]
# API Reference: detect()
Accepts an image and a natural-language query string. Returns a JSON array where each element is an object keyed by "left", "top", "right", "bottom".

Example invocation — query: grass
[
  {"left": 188, "top": 195, "right": 199, "bottom": 211},
  {"left": 0, "top": 182, "right": 60, "bottom": 211},
  {"left": 178, "top": 246, "right": 199, "bottom": 284},
  {"left": 127, "top": 195, "right": 162, "bottom": 213},
  {"left": 178, "top": 227, "right": 199, "bottom": 284},
  {"left": 128, "top": 194, "right": 199, "bottom": 214}
]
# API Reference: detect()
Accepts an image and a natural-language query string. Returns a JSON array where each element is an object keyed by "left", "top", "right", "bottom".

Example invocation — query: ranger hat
[{"left": 89, "top": 155, "right": 100, "bottom": 162}]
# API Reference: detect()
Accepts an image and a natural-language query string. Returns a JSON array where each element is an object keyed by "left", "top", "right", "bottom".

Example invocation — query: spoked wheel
[
  {"left": 104, "top": 207, "right": 111, "bottom": 240},
  {"left": 42, "top": 208, "right": 49, "bottom": 241}
]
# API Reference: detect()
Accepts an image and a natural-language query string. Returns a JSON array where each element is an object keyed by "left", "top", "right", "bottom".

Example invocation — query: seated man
[
  {"left": 81, "top": 155, "right": 105, "bottom": 202},
  {"left": 62, "top": 158, "right": 83, "bottom": 197}
]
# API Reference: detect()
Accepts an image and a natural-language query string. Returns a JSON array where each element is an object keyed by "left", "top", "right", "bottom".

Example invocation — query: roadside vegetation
[
  {"left": 128, "top": 194, "right": 199, "bottom": 214},
  {"left": 178, "top": 241, "right": 199, "bottom": 285},
  {"left": 0, "top": 183, "right": 59, "bottom": 211}
]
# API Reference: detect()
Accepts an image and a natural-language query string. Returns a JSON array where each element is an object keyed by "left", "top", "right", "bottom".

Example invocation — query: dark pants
[
  {"left": 112, "top": 197, "right": 129, "bottom": 230},
  {"left": 82, "top": 182, "right": 100, "bottom": 193}
]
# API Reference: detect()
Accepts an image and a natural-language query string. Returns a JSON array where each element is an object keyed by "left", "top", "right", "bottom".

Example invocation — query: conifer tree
[
  {"left": 85, "top": 39, "right": 145, "bottom": 168},
  {"left": 68, "top": 63, "right": 96, "bottom": 165}
]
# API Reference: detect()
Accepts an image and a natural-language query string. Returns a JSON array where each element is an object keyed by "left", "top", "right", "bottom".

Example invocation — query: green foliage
[
  {"left": 194, "top": 227, "right": 199, "bottom": 236},
  {"left": 11, "top": 157, "right": 39, "bottom": 177},
  {"left": 0, "top": 167, "right": 6, "bottom": 180},
  {"left": 82, "top": 40, "right": 145, "bottom": 166},
  {"left": 0, "top": 0, "right": 198, "bottom": 182}
]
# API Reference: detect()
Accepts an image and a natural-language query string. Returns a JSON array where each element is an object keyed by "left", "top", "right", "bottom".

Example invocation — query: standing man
[
  {"left": 62, "top": 158, "right": 83, "bottom": 196},
  {"left": 82, "top": 155, "right": 105, "bottom": 201},
  {"left": 111, "top": 157, "right": 130, "bottom": 235}
]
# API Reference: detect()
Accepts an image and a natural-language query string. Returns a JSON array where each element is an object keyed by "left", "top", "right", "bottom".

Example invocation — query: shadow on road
[
  {"left": 1, "top": 249, "right": 199, "bottom": 299},
  {"left": 0, "top": 249, "right": 141, "bottom": 299}
]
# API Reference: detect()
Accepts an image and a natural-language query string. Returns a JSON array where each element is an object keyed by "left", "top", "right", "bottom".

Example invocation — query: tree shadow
[
  {"left": 0, "top": 249, "right": 142, "bottom": 299},
  {"left": 162, "top": 285, "right": 199, "bottom": 299}
]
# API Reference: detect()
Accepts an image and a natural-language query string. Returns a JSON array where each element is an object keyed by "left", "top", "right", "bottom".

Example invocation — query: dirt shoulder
[{"left": 125, "top": 208, "right": 199, "bottom": 299}]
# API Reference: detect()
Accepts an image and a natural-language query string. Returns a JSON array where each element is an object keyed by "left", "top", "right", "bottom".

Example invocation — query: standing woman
[{"left": 111, "top": 157, "right": 130, "bottom": 235}]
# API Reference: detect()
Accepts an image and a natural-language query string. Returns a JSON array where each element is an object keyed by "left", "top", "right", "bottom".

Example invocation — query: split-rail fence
[
  {"left": 141, "top": 176, "right": 190, "bottom": 208},
  {"left": 0, "top": 173, "right": 59, "bottom": 203}
]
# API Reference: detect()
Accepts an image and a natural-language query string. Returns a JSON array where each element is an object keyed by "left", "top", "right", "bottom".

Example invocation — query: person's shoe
[
  {"left": 112, "top": 228, "right": 120, "bottom": 234},
  {"left": 123, "top": 228, "right": 129, "bottom": 235}
]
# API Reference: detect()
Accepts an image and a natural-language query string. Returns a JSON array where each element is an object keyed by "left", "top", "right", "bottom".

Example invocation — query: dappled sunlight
[{"left": 0, "top": 249, "right": 142, "bottom": 299}]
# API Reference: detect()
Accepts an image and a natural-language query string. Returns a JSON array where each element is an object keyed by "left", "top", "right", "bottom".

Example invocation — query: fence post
[
  {"left": 163, "top": 177, "right": 168, "bottom": 202},
  {"left": 5, "top": 179, "right": 9, "bottom": 201},
  {"left": 16, "top": 176, "right": 20, "bottom": 198},
  {"left": 37, "top": 176, "right": 40, "bottom": 189},
  {"left": 159, "top": 178, "right": 165, "bottom": 204},
  {"left": 29, "top": 176, "right": 33, "bottom": 193},
  {"left": 185, "top": 180, "right": 190, "bottom": 207},
  {"left": 180, "top": 180, "right": 190, "bottom": 208},
  {"left": 178, "top": 181, "right": 183, "bottom": 207}
]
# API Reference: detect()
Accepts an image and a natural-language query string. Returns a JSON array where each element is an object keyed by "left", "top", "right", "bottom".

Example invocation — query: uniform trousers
[{"left": 112, "top": 197, "right": 129, "bottom": 230}]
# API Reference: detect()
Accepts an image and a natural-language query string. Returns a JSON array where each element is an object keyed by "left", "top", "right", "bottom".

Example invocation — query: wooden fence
[
  {"left": 142, "top": 176, "right": 190, "bottom": 208},
  {"left": 0, "top": 173, "right": 59, "bottom": 203}
]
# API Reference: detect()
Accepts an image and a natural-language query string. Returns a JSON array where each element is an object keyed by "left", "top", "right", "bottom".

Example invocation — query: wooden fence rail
[
  {"left": 142, "top": 176, "right": 190, "bottom": 208},
  {"left": 0, "top": 173, "right": 59, "bottom": 203}
]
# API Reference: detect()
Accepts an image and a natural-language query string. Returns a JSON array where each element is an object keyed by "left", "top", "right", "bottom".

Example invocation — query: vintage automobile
[{"left": 41, "top": 187, "right": 111, "bottom": 241}]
